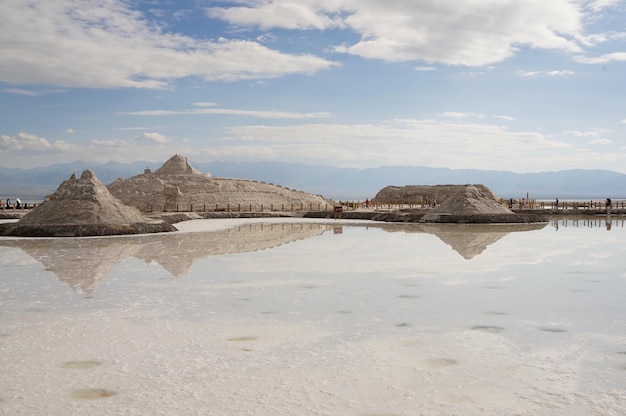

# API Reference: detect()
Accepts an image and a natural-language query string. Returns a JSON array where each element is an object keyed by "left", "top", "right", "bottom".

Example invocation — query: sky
[{"left": 1, "top": 0, "right": 625, "bottom": 173}]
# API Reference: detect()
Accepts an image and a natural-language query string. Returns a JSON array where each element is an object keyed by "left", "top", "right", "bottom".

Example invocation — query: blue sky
[{"left": 1, "top": 0, "right": 625, "bottom": 172}]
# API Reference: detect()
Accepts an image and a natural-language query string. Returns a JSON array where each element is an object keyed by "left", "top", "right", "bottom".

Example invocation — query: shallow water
[{"left": 1, "top": 218, "right": 625, "bottom": 415}]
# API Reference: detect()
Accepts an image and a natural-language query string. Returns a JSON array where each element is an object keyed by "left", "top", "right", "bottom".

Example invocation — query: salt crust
[{"left": 2, "top": 311, "right": 624, "bottom": 416}]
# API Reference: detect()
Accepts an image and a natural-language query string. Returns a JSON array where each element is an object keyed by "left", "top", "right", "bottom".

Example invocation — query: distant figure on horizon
[
  {"left": 555, "top": 198, "right": 559, "bottom": 209},
  {"left": 606, "top": 198, "right": 612, "bottom": 209},
  {"left": 365, "top": 198, "right": 369, "bottom": 208}
]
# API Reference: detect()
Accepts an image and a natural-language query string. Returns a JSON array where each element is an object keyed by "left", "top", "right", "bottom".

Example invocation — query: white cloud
[
  {"left": 494, "top": 115, "right": 516, "bottom": 121},
  {"left": 208, "top": 2, "right": 345, "bottom": 31},
  {"left": 66, "top": 128, "right": 74, "bottom": 134},
  {"left": 0, "top": 132, "right": 53, "bottom": 151},
  {"left": 517, "top": 70, "right": 575, "bottom": 77},
  {"left": 124, "top": 106, "right": 332, "bottom": 119},
  {"left": 588, "top": 138, "right": 612, "bottom": 145},
  {"left": 0, "top": 0, "right": 336, "bottom": 89},
  {"left": 193, "top": 102, "right": 219, "bottom": 107},
  {"left": 587, "top": 0, "right": 623, "bottom": 12},
  {"left": 210, "top": 0, "right": 590, "bottom": 66},
  {"left": 213, "top": 120, "right": 577, "bottom": 171},
  {"left": 574, "top": 52, "right": 626, "bottom": 64},
  {"left": 137, "top": 132, "right": 169, "bottom": 144},
  {"left": 439, "top": 112, "right": 484, "bottom": 119},
  {"left": 2, "top": 88, "right": 39, "bottom": 96},
  {"left": 3, "top": 118, "right": 626, "bottom": 172}
]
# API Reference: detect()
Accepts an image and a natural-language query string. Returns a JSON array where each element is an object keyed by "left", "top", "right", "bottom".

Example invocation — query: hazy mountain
[{"left": 2, "top": 160, "right": 625, "bottom": 202}]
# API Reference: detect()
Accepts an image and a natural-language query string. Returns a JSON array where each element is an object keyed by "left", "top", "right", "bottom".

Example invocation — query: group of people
[{"left": 0, "top": 198, "right": 30, "bottom": 210}]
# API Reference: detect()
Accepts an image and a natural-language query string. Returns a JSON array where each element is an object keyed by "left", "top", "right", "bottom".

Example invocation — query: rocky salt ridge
[
  {"left": 0, "top": 170, "right": 175, "bottom": 237},
  {"left": 307, "top": 185, "right": 547, "bottom": 223},
  {"left": 108, "top": 154, "right": 332, "bottom": 212}
]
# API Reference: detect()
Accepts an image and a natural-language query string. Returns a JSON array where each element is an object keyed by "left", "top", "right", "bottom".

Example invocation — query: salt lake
[{"left": 1, "top": 217, "right": 625, "bottom": 415}]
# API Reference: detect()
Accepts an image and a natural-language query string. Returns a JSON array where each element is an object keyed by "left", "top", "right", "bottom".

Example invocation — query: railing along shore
[
  {"left": 140, "top": 202, "right": 334, "bottom": 213},
  {"left": 2, "top": 199, "right": 624, "bottom": 214},
  {"left": 365, "top": 199, "right": 626, "bottom": 211}
]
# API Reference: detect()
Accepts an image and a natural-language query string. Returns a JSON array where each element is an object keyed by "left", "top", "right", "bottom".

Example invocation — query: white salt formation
[
  {"left": 19, "top": 169, "right": 149, "bottom": 225},
  {"left": 1, "top": 169, "right": 174, "bottom": 236},
  {"left": 108, "top": 154, "right": 331, "bottom": 212},
  {"left": 430, "top": 184, "right": 513, "bottom": 215}
]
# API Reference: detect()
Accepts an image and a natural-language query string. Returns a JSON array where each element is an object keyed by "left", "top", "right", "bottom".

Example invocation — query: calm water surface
[{"left": 1, "top": 218, "right": 625, "bottom": 415}]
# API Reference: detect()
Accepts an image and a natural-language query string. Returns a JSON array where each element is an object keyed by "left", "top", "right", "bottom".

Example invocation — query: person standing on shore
[{"left": 555, "top": 198, "right": 559, "bottom": 209}]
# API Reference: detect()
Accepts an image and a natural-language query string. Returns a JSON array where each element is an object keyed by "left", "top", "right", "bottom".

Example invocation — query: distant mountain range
[{"left": 2, "top": 159, "right": 625, "bottom": 202}]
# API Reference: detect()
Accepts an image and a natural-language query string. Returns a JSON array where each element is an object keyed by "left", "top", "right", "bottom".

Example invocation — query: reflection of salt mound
[
  {"left": 0, "top": 170, "right": 174, "bottom": 236},
  {"left": 377, "top": 222, "right": 547, "bottom": 259},
  {"left": 422, "top": 224, "right": 540, "bottom": 259},
  {"left": 0, "top": 222, "right": 333, "bottom": 294},
  {"left": 431, "top": 185, "right": 512, "bottom": 215}
]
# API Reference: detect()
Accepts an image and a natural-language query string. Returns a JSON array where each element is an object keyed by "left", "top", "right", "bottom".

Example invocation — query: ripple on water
[
  {"left": 397, "top": 294, "right": 420, "bottom": 299},
  {"left": 227, "top": 336, "right": 258, "bottom": 342},
  {"left": 485, "top": 311, "right": 509, "bottom": 316},
  {"left": 61, "top": 361, "right": 103, "bottom": 369},
  {"left": 70, "top": 389, "right": 116, "bottom": 399},
  {"left": 539, "top": 327, "right": 567, "bottom": 333},
  {"left": 472, "top": 325, "right": 505, "bottom": 333}
]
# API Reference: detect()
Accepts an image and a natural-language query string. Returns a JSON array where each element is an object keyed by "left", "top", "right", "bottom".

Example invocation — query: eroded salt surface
[{"left": 1, "top": 218, "right": 625, "bottom": 415}]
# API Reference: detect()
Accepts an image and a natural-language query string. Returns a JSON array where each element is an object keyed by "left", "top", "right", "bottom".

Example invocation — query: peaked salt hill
[
  {"left": 0, "top": 169, "right": 175, "bottom": 237},
  {"left": 108, "top": 154, "right": 332, "bottom": 211}
]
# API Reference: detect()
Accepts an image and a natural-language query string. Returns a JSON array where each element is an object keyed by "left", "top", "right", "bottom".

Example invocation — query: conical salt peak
[{"left": 80, "top": 169, "right": 97, "bottom": 180}]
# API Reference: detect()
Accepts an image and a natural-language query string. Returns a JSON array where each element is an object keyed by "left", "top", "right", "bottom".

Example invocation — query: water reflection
[
  {"left": 0, "top": 223, "right": 332, "bottom": 295},
  {"left": 376, "top": 222, "right": 547, "bottom": 259},
  {"left": 550, "top": 216, "right": 625, "bottom": 231},
  {"left": 2, "top": 219, "right": 611, "bottom": 294}
]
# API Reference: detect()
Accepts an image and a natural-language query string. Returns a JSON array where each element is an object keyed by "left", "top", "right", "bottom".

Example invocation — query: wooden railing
[{"left": 142, "top": 202, "right": 333, "bottom": 213}]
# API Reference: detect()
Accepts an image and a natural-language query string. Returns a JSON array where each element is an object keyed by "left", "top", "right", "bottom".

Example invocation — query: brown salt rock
[
  {"left": 108, "top": 154, "right": 332, "bottom": 212},
  {"left": 0, "top": 170, "right": 175, "bottom": 237}
]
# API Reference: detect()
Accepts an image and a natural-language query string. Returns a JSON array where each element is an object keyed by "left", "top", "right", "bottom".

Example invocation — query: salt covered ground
[{"left": 1, "top": 217, "right": 625, "bottom": 415}]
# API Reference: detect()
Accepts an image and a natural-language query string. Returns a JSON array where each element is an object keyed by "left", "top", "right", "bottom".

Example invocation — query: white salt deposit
[{"left": 1, "top": 218, "right": 625, "bottom": 415}]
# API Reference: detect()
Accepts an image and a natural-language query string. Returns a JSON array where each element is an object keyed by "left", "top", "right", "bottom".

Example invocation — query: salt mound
[
  {"left": 154, "top": 154, "right": 205, "bottom": 176},
  {"left": 19, "top": 169, "right": 149, "bottom": 225},
  {"left": 1, "top": 170, "right": 175, "bottom": 236},
  {"left": 431, "top": 184, "right": 513, "bottom": 215},
  {"left": 109, "top": 154, "right": 331, "bottom": 212}
]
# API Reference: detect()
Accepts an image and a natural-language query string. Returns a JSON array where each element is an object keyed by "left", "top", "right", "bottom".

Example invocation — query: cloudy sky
[{"left": 1, "top": 0, "right": 625, "bottom": 172}]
